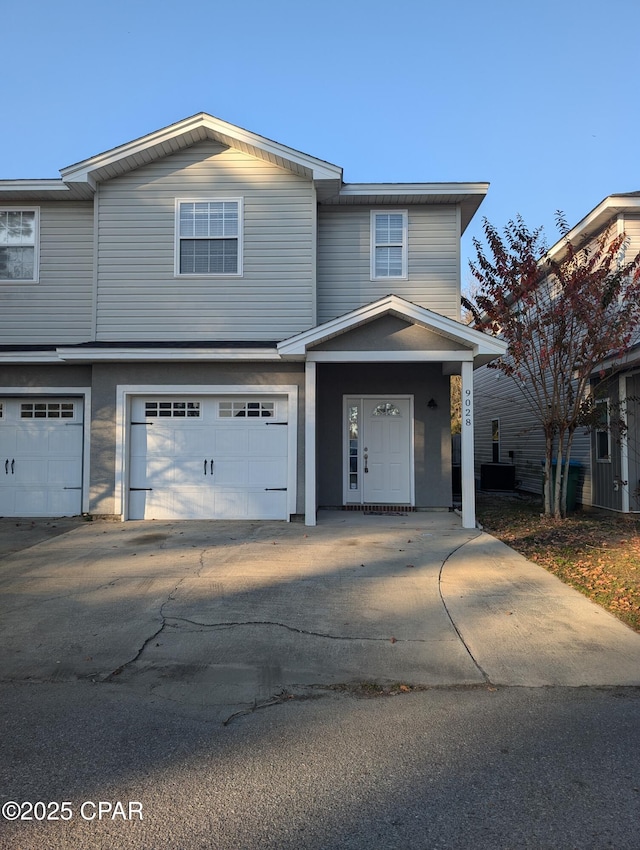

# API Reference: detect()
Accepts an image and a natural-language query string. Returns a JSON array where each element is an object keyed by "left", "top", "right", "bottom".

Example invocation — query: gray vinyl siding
[
  {"left": 0, "top": 202, "right": 93, "bottom": 345},
  {"left": 623, "top": 214, "right": 640, "bottom": 258},
  {"left": 95, "top": 140, "right": 315, "bottom": 341},
  {"left": 474, "top": 363, "right": 592, "bottom": 506},
  {"left": 317, "top": 206, "right": 459, "bottom": 323}
]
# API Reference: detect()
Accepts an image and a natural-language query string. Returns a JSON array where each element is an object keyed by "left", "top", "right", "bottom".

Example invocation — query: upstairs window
[
  {"left": 0, "top": 209, "right": 39, "bottom": 282},
  {"left": 176, "top": 199, "right": 242, "bottom": 276},
  {"left": 371, "top": 210, "right": 407, "bottom": 280}
]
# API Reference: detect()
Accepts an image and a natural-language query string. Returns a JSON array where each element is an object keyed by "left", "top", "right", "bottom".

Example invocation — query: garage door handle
[
  {"left": 4, "top": 459, "right": 7, "bottom": 475},
  {"left": 203, "top": 459, "right": 214, "bottom": 476},
  {"left": 11, "top": 459, "right": 14, "bottom": 474},
  {"left": 210, "top": 459, "right": 214, "bottom": 476}
]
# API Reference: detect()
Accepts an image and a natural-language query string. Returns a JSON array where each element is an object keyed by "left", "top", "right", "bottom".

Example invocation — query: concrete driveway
[{"left": 1, "top": 511, "right": 639, "bottom": 722}]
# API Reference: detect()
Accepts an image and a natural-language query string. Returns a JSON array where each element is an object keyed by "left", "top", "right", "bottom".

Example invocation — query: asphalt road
[{"left": 1, "top": 681, "right": 639, "bottom": 849}]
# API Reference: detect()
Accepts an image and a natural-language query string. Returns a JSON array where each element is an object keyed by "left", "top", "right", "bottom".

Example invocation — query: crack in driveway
[
  {"left": 161, "top": 616, "right": 448, "bottom": 644},
  {"left": 438, "top": 537, "right": 490, "bottom": 683}
]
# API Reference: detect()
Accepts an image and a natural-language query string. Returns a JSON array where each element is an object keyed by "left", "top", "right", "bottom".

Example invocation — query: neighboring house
[
  {"left": 474, "top": 193, "right": 640, "bottom": 513},
  {"left": 0, "top": 113, "right": 505, "bottom": 528}
]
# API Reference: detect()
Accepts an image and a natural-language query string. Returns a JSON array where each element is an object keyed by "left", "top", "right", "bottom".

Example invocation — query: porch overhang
[{"left": 277, "top": 294, "right": 507, "bottom": 365}]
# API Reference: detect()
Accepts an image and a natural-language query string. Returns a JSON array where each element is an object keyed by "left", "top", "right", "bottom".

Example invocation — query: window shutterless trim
[
  {"left": 174, "top": 198, "right": 243, "bottom": 277},
  {"left": 595, "top": 398, "right": 611, "bottom": 462},
  {"left": 0, "top": 206, "right": 40, "bottom": 283},
  {"left": 370, "top": 209, "right": 408, "bottom": 281}
]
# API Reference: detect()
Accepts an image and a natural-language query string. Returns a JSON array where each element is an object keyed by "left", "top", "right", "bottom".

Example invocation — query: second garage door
[
  {"left": 0, "top": 397, "right": 84, "bottom": 517},
  {"left": 128, "top": 395, "right": 289, "bottom": 520}
]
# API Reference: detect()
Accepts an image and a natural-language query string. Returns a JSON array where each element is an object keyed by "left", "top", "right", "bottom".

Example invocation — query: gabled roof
[
  {"left": 547, "top": 193, "right": 640, "bottom": 260},
  {"left": 277, "top": 294, "right": 507, "bottom": 365},
  {"left": 0, "top": 114, "right": 490, "bottom": 214},
  {"left": 59, "top": 113, "right": 343, "bottom": 198}
]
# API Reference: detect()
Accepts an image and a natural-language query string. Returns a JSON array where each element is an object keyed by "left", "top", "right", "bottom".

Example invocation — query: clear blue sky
[{"left": 3, "top": 0, "right": 639, "bottom": 288}]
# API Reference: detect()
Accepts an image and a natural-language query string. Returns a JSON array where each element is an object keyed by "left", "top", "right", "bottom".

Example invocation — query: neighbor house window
[
  {"left": 491, "top": 418, "right": 500, "bottom": 463},
  {"left": 176, "top": 199, "right": 242, "bottom": 276},
  {"left": 595, "top": 399, "right": 611, "bottom": 461},
  {"left": 0, "top": 208, "right": 39, "bottom": 281},
  {"left": 371, "top": 210, "right": 408, "bottom": 279}
]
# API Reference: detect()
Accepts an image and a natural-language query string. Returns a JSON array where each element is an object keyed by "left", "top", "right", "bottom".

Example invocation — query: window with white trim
[
  {"left": 0, "top": 208, "right": 39, "bottom": 281},
  {"left": 370, "top": 210, "right": 408, "bottom": 280},
  {"left": 491, "top": 418, "right": 500, "bottom": 463},
  {"left": 176, "top": 200, "right": 242, "bottom": 276},
  {"left": 595, "top": 399, "right": 611, "bottom": 461}
]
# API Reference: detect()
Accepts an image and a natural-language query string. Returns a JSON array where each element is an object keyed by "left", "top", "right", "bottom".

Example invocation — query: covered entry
[{"left": 277, "top": 294, "right": 507, "bottom": 528}]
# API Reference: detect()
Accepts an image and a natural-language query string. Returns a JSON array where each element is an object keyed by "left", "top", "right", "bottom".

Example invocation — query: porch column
[
  {"left": 305, "top": 361, "right": 317, "bottom": 526},
  {"left": 460, "top": 360, "right": 476, "bottom": 529}
]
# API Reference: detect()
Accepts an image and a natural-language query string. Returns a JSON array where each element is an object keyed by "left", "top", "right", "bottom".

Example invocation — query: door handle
[
  {"left": 209, "top": 459, "right": 214, "bottom": 476},
  {"left": 203, "top": 459, "right": 208, "bottom": 476},
  {"left": 4, "top": 459, "right": 7, "bottom": 475},
  {"left": 11, "top": 459, "right": 14, "bottom": 474},
  {"left": 364, "top": 449, "right": 368, "bottom": 474}
]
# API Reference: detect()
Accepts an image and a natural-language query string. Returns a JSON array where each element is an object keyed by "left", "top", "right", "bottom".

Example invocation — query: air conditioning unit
[{"left": 480, "top": 463, "right": 516, "bottom": 491}]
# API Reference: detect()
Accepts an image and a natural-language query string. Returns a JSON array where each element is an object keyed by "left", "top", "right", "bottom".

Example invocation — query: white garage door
[
  {"left": 0, "top": 398, "right": 84, "bottom": 517},
  {"left": 128, "top": 396, "right": 289, "bottom": 520}
]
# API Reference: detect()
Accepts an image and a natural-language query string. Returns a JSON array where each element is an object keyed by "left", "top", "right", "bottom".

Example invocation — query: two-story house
[
  {"left": 0, "top": 114, "right": 505, "bottom": 528},
  {"left": 473, "top": 192, "right": 640, "bottom": 514}
]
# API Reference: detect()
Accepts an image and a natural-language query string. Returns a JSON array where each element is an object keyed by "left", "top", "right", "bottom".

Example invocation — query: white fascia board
[
  {"left": 0, "top": 180, "right": 69, "bottom": 193},
  {"left": 60, "top": 113, "right": 343, "bottom": 185},
  {"left": 339, "top": 182, "right": 489, "bottom": 199},
  {"left": 57, "top": 346, "right": 281, "bottom": 362},
  {"left": 307, "top": 350, "right": 474, "bottom": 363},
  {"left": 547, "top": 195, "right": 640, "bottom": 260},
  {"left": 595, "top": 346, "right": 640, "bottom": 373},
  {"left": 278, "top": 294, "right": 507, "bottom": 357},
  {"left": 0, "top": 351, "right": 62, "bottom": 364}
]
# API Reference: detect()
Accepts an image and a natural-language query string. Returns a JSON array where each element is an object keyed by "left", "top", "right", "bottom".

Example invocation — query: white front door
[
  {"left": 0, "top": 398, "right": 83, "bottom": 517},
  {"left": 128, "top": 396, "right": 289, "bottom": 520},
  {"left": 345, "top": 396, "right": 413, "bottom": 505}
]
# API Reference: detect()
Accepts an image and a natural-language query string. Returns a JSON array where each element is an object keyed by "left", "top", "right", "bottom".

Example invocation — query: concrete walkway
[{"left": 0, "top": 510, "right": 639, "bottom": 719}]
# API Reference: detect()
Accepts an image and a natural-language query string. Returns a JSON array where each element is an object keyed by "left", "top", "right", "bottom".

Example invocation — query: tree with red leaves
[{"left": 466, "top": 213, "right": 640, "bottom": 518}]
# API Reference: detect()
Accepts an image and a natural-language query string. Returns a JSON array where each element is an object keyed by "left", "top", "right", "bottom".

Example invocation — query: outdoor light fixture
[{"left": 427, "top": 398, "right": 437, "bottom": 409}]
